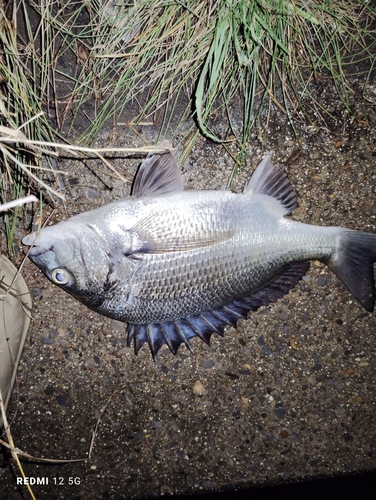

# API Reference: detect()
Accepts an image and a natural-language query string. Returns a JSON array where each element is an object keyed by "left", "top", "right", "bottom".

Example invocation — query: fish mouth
[
  {"left": 22, "top": 232, "right": 38, "bottom": 246},
  {"left": 22, "top": 232, "right": 49, "bottom": 257}
]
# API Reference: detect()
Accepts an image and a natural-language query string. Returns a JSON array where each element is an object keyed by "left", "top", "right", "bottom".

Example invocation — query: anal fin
[{"left": 126, "top": 261, "right": 309, "bottom": 358}]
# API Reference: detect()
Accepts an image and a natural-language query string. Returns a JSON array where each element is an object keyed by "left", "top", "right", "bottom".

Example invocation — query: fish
[{"left": 22, "top": 143, "right": 376, "bottom": 358}]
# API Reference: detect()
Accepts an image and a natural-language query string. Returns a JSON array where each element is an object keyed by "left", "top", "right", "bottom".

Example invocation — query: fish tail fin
[{"left": 326, "top": 230, "right": 376, "bottom": 312}]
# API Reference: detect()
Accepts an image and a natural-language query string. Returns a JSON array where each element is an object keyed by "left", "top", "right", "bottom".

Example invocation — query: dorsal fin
[
  {"left": 132, "top": 141, "right": 184, "bottom": 198},
  {"left": 244, "top": 152, "right": 298, "bottom": 215}
]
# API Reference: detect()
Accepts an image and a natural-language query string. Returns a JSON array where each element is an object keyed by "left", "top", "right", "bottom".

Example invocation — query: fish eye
[{"left": 51, "top": 268, "right": 69, "bottom": 285}]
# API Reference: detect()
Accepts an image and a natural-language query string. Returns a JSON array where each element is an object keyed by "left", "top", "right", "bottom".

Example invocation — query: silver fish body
[{"left": 23, "top": 146, "right": 376, "bottom": 356}]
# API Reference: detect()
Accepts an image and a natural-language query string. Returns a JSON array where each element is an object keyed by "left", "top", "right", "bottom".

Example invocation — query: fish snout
[
  {"left": 22, "top": 232, "right": 38, "bottom": 246},
  {"left": 22, "top": 232, "right": 49, "bottom": 256}
]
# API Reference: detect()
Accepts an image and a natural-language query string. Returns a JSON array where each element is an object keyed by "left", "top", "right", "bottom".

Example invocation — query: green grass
[
  {"left": 34, "top": 1, "right": 376, "bottom": 150},
  {"left": 1, "top": 0, "right": 375, "bottom": 252}
]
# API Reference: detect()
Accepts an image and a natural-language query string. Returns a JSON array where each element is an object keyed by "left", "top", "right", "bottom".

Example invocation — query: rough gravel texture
[{"left": 1, "top": 95, "right": 376, "bottom": 500}]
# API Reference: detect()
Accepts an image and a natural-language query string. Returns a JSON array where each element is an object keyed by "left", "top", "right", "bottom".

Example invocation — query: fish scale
[
  {"left": 135, "top": 229, "right": 320, "bottom": 312},
  {"left": 23, "top": 144, "right": 376, "bottom": 357}
]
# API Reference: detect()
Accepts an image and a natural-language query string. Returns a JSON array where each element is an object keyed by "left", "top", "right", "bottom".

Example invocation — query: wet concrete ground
[{"left": 1, "top": 96, "right": 376, "bottom": 499}]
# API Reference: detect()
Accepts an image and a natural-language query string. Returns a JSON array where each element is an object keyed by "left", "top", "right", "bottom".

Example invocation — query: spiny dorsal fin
[
  {"left": 244, "top": 152, "right": 298, "bottom": 215},
  {"left": 132, "top": 141, "right": 184, "bottom": 198}
]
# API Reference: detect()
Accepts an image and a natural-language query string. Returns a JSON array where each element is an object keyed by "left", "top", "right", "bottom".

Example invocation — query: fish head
[{"left": 22, "top": 221, "right": 115, "bottom": 306}]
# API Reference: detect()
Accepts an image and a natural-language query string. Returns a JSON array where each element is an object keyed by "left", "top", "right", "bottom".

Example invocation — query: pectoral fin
[{"left": 127, "top": 213, "right": 236, "bottom": 254}]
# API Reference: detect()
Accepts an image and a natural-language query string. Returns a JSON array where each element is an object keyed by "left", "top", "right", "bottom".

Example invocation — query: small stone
[
  {"left": 257, "top": 335, "right": 265, "bottom": 346},
  {"left": 44, "top": 385, "right": 55, "bottom": 396},
  {"left": 315, "top": 276, "right": 326, "bottom": 286},
  {"left": 200, "top": 359, "right": 215, "bottom": 369},
  {"left": 275, "top": 407, "right": 286, "bottom": 419},
  {"left": 358, "top": 360, "right": 369, "bottom": 367},
  {"left": 41, "top": 337, "right": 55, "bottom": 344},
  {"left": 32, "top": 287, "right": 42, "bottom": 297},
  {"left": 277, "top": 311, "right": 289, "bottom": 321},
  {"left": 343, "top": 433, "right": 353, "bottom": 443},
  {"left": 111, "top": 319, "right": 124, "bottom": 332},
  {"left": 193, "top": 380, "right": 206, "bottom": 395},
  {"left": 165, "top": 441, "right": 178, "bottom": 449},
  {"left": 56, "top": 395, "right": 67, "bottom": 406},
  {"left": 334, "top": 407, "right": 345, "bottom": 417},
  {"left": 290, "top": 340, "right": 297, "bottom": 350},
  {"left": 85, "top": 188, "right": 100, "bottom": 198}
]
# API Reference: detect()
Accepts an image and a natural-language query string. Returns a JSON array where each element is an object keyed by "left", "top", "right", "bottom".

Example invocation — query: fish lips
[{"left": 22, "top": 232, "right": 50, "bottom": 258}]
